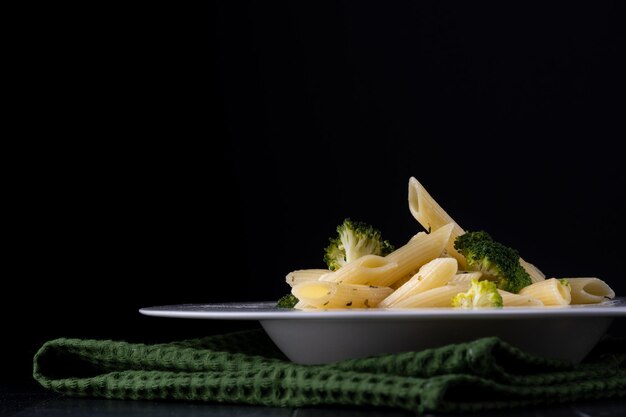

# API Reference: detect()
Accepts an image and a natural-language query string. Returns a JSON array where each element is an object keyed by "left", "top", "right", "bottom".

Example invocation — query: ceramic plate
[{"left": 140, "top": 298, "right": 626, "bottom": 364}]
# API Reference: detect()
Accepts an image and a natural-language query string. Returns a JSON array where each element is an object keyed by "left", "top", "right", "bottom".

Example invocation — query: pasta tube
[
  {"left": 408, "top": 177, "right": 466, "bottom": 268},
  {"left": 392, "top": 284, "right": 470, "bottom": 308},
  {"left": 319, "top": 255, "right": 398, "bottom": 286},
  {"left": 567, "top": 278, "right": 615, "bottom": 304},
  {"left": 498, "top": 290, "right": 544, "bottom": 307},
  {"left": 390, "top": 274, "right": 412, "bottom": 290},
  {"left": 518, "top": 278, "right": 571, "bottom": 306},
  {"left": 378, "top": 258, "right": 458, "bottom": 307},
  {"left": 292, "top": 281, "right": 393, "bottom": 308},
  {"left": 286, "top": 269, "right": 328, "bottom": 287},
  {"left": 321, "top": 223, "right": 454, "bottom": 287}
]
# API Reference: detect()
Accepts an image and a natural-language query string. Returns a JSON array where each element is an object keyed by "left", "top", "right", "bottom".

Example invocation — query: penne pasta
[
  {"left": 408, "top": 177, "right": 466, "bottom": 268},
  {"left": 392, "top": 284, "right": 470, "bottom": 308},
  {"left": 450, "top": 271, "right": 483, "bottom": 284},
  {"left": 280, "top": 177, "right": 616, "bottom": 311},
  {"left": 292, "top": 281, "right": 393, "bottom": 309},
  {"left": 319, "top": 255, "right": 399, "bottom": 286},
  {"left": 567, "top": 278, "right": 615, "bottom": 304},
  {"left": 321, "top": 223, "right": 454, "bottom": 287},
  {"left": 498, "top": 290, "right": 544, "bottom": 307},
  {"left": 378, "top": 258, "right": 458, "bottom": 308},
  {"left": 518, "top": 278, "right": 571, "bottom": 306},
  {"left": 519, "top": 259, "right": 545, "bottom": 283},
  {"left": 286, "top": 269, "right": 328, "bottom": 287},
  {"left": 380, "top": 223, "right": 454, "bottom": 285},
  {"left": 390, "top": 274, "right": 412, "bottom": 290}
]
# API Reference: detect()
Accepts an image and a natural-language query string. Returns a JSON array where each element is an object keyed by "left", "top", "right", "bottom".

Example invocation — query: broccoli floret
[
  {"left": 454, "top": 231, "right": 532, "bottom": 294},
  {"left": 452, "top": 278, "right": 503, "bottom": 308},
  {"left": 323, "top": 219, "right": 394, "bottom": 271},
  {"left": 276, "top": 294, "right": 298, "bottom": 308}
]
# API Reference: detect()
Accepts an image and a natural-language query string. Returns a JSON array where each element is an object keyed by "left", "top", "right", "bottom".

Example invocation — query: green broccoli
[
  {"left": 452, "top": 278, "right": 503, "bottom": 308},
  {"left": 453, "top": 231, "right": 532, "bottom": 294},
  {"left": 323, "top": 218, "right": 394, "bottom": 271},
  {"left": 276, "top": 294, "right": 298, "bottom": 308}
]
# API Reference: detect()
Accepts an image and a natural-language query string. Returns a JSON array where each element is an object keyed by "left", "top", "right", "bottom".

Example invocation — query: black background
[{"left": 5, "top": 1, "right": 625, "bottom": 382}]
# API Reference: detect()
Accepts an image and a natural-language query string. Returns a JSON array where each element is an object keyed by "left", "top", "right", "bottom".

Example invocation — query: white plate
[{"left": 140, "top": 298, "right": 626, "bottom": 364}]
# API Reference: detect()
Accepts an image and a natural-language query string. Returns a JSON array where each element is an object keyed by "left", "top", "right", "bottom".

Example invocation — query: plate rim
[{"left": 139, "top": 298, "right": 626, "bottom": 320}]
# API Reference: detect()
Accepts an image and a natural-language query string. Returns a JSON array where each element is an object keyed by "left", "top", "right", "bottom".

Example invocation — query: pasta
[
  {"left": 408, "top": 177, "right": 466, "bottom": 268},
  {"left": 518, "top": 279, "right": 571, "bottom": 306},
  {"left": 378, "top": 258, "right": 458, "bottom": 307},
  {"left": 567, "top": 278, "right": 615, "bottom": 304},
  {"left": 390, "top": 274, "right": 412, "bottom": 290},
  {"left": 286, "top": 269, "right": 329, "bottom": 287},
  {"left": 292, "top": 281, "right": 393, "bottom": 308},
  {"left": 392, "top": 284, "right": 470, "bottom": 308},
  {"left": 279, "top": 177, "right": 616, "bottom": 310},
  {"left": 498, "top": 290, "right": 544, "bottom": 307},
  {"left": 319, "top": 255, "right": 399, "bottom": 286},
  {"left": 320, "top": 223, "right": 453, "bottom": 287}
]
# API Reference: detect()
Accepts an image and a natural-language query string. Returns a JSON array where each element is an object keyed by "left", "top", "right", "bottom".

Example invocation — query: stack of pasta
[{"left": 286, "top": 177, "right": 615, "bottom": 309}]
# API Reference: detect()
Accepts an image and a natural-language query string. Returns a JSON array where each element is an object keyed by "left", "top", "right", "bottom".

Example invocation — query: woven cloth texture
[{"left": 33, "top": 329, "right": 626, "bottom": 414}]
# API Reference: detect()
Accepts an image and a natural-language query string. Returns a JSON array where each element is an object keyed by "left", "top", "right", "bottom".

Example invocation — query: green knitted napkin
[{"left": 33, "top": 330, "right": 626, "bottom": 414}]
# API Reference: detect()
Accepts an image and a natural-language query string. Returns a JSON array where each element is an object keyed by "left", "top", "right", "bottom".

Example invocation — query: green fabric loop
[{"left": 33, "top": 329, "right": 626, "bottom": 414}]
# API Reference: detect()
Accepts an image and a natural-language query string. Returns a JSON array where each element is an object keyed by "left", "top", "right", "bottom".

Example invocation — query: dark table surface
[{"left": 3, "top": 382, "right": 626, "bottom": 417}]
